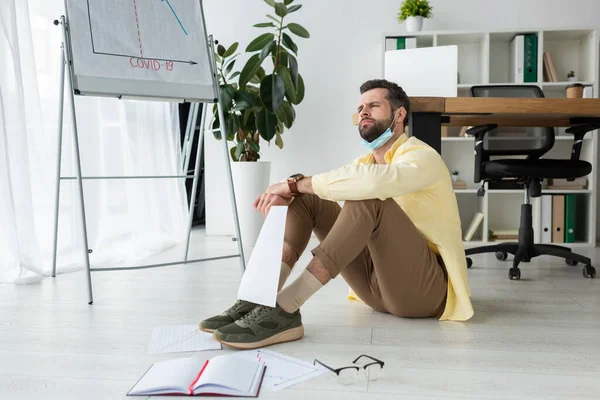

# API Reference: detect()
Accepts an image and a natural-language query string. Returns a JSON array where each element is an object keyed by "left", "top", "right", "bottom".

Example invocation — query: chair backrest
[{"left": 470, "top": 85, "right": 555, "bottom": 158}]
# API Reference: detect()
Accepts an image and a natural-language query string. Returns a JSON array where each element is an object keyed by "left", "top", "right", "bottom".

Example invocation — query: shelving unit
[{"left": 384, "top": 27, "right": 599, "bottom": 248}]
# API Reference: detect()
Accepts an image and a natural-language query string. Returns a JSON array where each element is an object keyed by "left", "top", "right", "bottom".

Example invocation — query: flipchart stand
[{"left": 51, "top": 15, "right": 246, "bottom": 305}]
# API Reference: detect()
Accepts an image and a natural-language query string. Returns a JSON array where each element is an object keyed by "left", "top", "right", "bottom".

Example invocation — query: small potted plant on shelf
[
  {"left": 451, "top": 170, "right": 459, "bottom": 182},
  {"left": 567, "top": 70, "right": 576, "bottom": 82},
  {"left": 397, "top": 0, "right": 433, "bottom": 32}
]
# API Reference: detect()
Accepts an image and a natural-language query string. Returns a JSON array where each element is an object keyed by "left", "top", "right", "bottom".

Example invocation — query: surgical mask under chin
[{"left": 361, "top": 118, "right": 396, "bottom": 150}]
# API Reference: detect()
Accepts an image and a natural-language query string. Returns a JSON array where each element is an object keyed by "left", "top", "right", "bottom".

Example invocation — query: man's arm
[{"left": 297, "top": 177, "right": 314, "bottom": 195}]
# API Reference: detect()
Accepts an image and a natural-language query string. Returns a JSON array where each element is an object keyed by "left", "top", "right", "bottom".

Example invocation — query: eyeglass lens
[{"left": 338, "top": 368, "right": 358, "bottom": 385}]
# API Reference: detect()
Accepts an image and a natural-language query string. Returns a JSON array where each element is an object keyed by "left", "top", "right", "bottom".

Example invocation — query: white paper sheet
[
  {"left": 148, "top": 325, "right": 222, "bottom": 354},
  {"left": 232, "top": 348, "right": 328, "bottom": 391},
  {"left": 237, "top": 206, "right": 288, "bottom": 307}
]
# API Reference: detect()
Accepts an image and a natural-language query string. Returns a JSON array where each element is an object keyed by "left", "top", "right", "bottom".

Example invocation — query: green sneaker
[
  {"left": 213, "top": 304, "right": 304, "bottom": 350},
  {"left": 199, "top": 299, "right": 257, "bottom": 333}
]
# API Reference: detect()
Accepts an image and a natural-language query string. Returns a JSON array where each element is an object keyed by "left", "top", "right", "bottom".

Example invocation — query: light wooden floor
[{"left": 1, "top": 228, "right": 600, "bottom": 400}]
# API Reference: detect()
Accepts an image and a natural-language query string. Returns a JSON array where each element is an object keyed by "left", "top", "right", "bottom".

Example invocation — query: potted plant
[
  {"left": 451, "top": 170, "right": 459, "bottom": 182},
  {"left": 567, "top": 70, "right": 576, "bottom": 82},
  {"left": 397, "top": 0, "right": 433, "bottom": 32},
  {"left": 211, "top": 0, "right": 309, "bottom": 246}
]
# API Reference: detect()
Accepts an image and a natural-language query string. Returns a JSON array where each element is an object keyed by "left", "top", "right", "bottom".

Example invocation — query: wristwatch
[{"left": 287, "top": 173, "right": 304, "bottom": 197}]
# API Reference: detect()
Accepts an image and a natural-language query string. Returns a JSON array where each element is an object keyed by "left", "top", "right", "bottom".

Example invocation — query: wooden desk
[{"left": 408, "top": 97, "right": 600, "bottom": 153}]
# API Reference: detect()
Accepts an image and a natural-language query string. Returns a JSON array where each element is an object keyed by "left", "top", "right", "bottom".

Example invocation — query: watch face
[{"left": 289, "top": 173, "right": 303, "bottom": 179}]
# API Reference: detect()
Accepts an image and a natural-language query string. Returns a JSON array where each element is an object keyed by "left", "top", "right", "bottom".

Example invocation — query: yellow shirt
[{"left": 311, "top": 133, "right": 474, "bottom": 322}]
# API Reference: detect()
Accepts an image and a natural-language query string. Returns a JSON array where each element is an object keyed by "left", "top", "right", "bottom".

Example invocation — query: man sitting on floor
[{"left": 199, "top": 79, "right": 474, "bottom": 349}]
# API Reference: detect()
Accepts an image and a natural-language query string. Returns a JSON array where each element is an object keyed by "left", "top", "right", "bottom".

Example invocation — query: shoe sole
[
  {"left": 214, "top": 325, "right": 304, "bottom": 350},
  {"left": 198, "top": 324, "right": 215, "bottom": 333}
]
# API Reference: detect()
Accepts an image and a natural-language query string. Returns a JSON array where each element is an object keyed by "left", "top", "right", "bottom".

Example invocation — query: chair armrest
[
  {"left": 466, "top": 124, "right": 497, "bottom": 183},
  {"left": 466, "top": 124, "right": 498, "bottom": 140},
  {"left": 564, "top": 123, "right": 600, "bottom": 161}
]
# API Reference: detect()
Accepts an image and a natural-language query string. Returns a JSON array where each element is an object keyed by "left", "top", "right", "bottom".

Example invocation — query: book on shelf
[
  {"left": 543, "top": 52, "right": 558, "bottom": 82},
  {"left": 546, "top": 177, "right": 588, "bottom": 190},
  {"left": 452, "top": 180, "right": 468, "bottom": 190},
  {"left": 127, "top": 355, "right": 266, "bottom": 397}
]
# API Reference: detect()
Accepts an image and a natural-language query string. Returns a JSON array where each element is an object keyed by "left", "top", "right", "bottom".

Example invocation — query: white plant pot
[
  {"left": 230, "top": 161, "right": 272, "bottom": 248},
  {"left": 405, "top": 16, "right": 424, "bottom": 32}
]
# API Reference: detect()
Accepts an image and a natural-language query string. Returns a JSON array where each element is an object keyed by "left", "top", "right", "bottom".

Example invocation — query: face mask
[{"left": 360, "top": 115, "right": 398, "bottom": 151}]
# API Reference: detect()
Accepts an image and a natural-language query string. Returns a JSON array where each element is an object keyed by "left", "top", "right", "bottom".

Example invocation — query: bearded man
[{"left": 199, "top": 79, "right": 474, "bottom": 350}]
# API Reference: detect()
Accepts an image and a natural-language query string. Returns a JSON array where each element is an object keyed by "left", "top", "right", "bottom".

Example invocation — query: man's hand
[
  {"left": 253, "top": 193, "right": 291, "bottom": 216},
  {"left": 265, "top": 182, "right": 293, "bottom": 198}
]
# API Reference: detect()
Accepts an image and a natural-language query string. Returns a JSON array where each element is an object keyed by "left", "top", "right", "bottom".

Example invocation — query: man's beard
[{"left": 359, "top": 116, "right": 394, "bottom": 143}]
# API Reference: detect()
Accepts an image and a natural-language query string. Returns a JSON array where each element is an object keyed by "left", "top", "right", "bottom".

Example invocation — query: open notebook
[{"left": 127, "top": 354, "right": 266, "bottom": 397}]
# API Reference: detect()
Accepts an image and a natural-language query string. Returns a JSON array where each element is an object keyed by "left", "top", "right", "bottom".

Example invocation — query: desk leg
[{"left": 408, "top": 112, "right": 442, "bottom": 154}]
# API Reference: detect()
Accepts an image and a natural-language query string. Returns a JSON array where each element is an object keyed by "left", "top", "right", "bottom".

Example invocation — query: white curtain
[{"left": 0, "top": 0, "right": 189, "bottom": 284}]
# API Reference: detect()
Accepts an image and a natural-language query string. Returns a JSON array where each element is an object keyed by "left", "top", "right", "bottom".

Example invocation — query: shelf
[
  {"left": 454, "top": 189, "right": 478, "bottom": 193},
  {"left": 488, "top": 189, "right": 592, "bottom": 194}
]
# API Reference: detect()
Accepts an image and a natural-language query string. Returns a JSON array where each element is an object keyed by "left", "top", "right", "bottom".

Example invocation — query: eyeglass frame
[{"left": 313, "top": 354, "right": 385, "bottom": 377}]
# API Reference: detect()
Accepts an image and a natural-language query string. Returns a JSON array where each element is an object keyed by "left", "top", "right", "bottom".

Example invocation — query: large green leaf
[
  {"left": 235, "top": 140, "right": 244, "bottom": 160},
  {"left": 223, "top": 42, "right": 239, "bottom": 57},
  {"left": 249, "top": 66, "right": 266, "bottom": 85},
  {"left": 277, "top": 65, "right": 296, "bottom": 104},
  {"left": 287, "top": 4, "right": 302, "bottom": 13},
  {"left": 274, "top": 3, "right": 287, "bottom": 17},
  {"left": 230, "top": 146, "right": 238, "bottom": 162},
  {"left": 256, "top": 109, "right": 277, "bottom": 141},
  {"left": 287, "top": 22, "right": 309, "bottom": 38},
  {"left": 276, "top": 100, "right": 295, "bottom": 129},
  {"left": 282, "top": 33, "right": 298, "bottom": 55},
  {"left": 219, "top": 84, "right": 235, "bottom": 110},
  {"left": 284, "top": 0, "right": 293, "bottom": 5},
  {"left": 277, "top": 49, "right": 289, "bottom": 68},
  {"left": 232, "top": 90, "right": 256, "bottom": 112},
  {"left": 239, "top": 54, "right": 263, "bottom": 89},
  {"left": 253, "top": 22, "right": 275, "bottom": 28},
  {"left": 224, "top": 59, "right": 236, "bottom": 75},
  {"left": 260, "top": 74, "right": 285, "bottom": 113},
  {"left": 224, "top": 114, "right": 238, "bottom": 141},
  {"left": 288, "top": 54, "right": 298, "bottom": 87},
  {"left": 217, "top": 44, "right": 226, "bottom": 57},
  {"left": 266, "top": 14, "right": 280, "bottom": 24},
  {"left": 275, "top": 132, "right": 284, "bottom": 149},
  {"left": 293, "top": 74, "right": 304, "bottom": 104},
  {"left": 260, "top": 40, "right": 276, "bottom": 60},
  {"left": 229, "top": 71, "right": 240, "bottom": 80},
  {"left": 263, "top": 0, "right": 276, "bottom": 7},
  {"left": 248, "top": 139, "right": 260, "bottom": 153},
  {"left": 246, "top": 33, "right": 275, "bottom": 52}
]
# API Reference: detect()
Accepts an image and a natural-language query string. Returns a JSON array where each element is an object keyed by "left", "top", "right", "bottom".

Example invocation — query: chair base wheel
[
  {"left": 466, "top": 258, "right": 473, "bottom": 269},
  {"left": 496, "top": 251, "right": 508, "bottom": 261},
  {"left": 583, "top": 265, "right": 596, "bottom": 279},
  {"left": 566, "top": 258, "right": 578, "bottom": 266},
  {"left": 509, "top": 268, "right": 521, "bottom": 280}
]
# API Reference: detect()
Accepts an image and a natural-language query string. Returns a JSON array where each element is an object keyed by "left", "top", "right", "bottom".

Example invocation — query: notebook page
[
  {"left": 194, "top": 355, "right": 258, "bottom": 394},
  {"left": 130, "top": 357, "right": 207, "bottom": 395}
]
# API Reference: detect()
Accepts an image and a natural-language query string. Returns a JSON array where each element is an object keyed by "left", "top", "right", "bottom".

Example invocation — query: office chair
[{"left": 464, "top": 85, "right": 600, "bottom": 280}]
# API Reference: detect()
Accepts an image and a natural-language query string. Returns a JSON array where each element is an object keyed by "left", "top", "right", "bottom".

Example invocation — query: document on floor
[
  {"left": 232, "top": 348, "right": 328, "bottom": 391},
  {"left": 237, "top": 206, "right": 288, "bottom": 307},
  {"left": 148, "top": 325, "right": 222, "bottom": 354}
]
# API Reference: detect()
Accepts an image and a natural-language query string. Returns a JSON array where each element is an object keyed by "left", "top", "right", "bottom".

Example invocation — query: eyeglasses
[{"left": 313, "top": 354, "right": 385, "bottom": 385}]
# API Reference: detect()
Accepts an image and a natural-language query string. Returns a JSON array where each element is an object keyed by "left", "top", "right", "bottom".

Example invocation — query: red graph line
[{"left": 133, "top": 0, "right": 143, "bottom": 57}]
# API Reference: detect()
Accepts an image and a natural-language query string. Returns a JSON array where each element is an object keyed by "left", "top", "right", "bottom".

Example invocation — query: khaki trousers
[{"left": 285, "top": 194, "right": 447, "bottom": 318}]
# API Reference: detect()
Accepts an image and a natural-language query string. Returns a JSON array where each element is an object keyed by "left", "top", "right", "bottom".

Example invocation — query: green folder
[
  {"left": 396, "top": 38, "right": 406, "bottom": 50},
  {"left": 564, "top": 194, "right": 576, "bottom": 243},
  {"left": 524, "top": 34, "right": 538, "bottom": 83}
]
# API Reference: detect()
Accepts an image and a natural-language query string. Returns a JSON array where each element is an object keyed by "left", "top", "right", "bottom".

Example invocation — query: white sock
[
  {"left": 278, "top": 262, "right": 292, "bottom": 291},
  {"left": 276, "top": 269, "right": 323, "bottom": 313}
]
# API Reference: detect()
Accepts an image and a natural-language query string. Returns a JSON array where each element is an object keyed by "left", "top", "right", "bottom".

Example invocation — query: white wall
[{"left": 202, "top": 0, "right": 600, "bottom": 237}]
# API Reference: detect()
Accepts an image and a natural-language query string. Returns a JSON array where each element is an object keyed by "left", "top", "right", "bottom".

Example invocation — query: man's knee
[{"left": 342, "top": 198, "right": 397, "bottom": 212}]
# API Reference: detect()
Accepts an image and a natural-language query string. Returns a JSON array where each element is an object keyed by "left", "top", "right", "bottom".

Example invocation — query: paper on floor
[
  {"left": 237, "top": 206, "right": 288, "bottom": 307},
  {"left": 232, "top": 348, "right": 328, "bottom": 391},
  {"left": 148, "top": 325, "right": 222, "bottom": 354}
]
